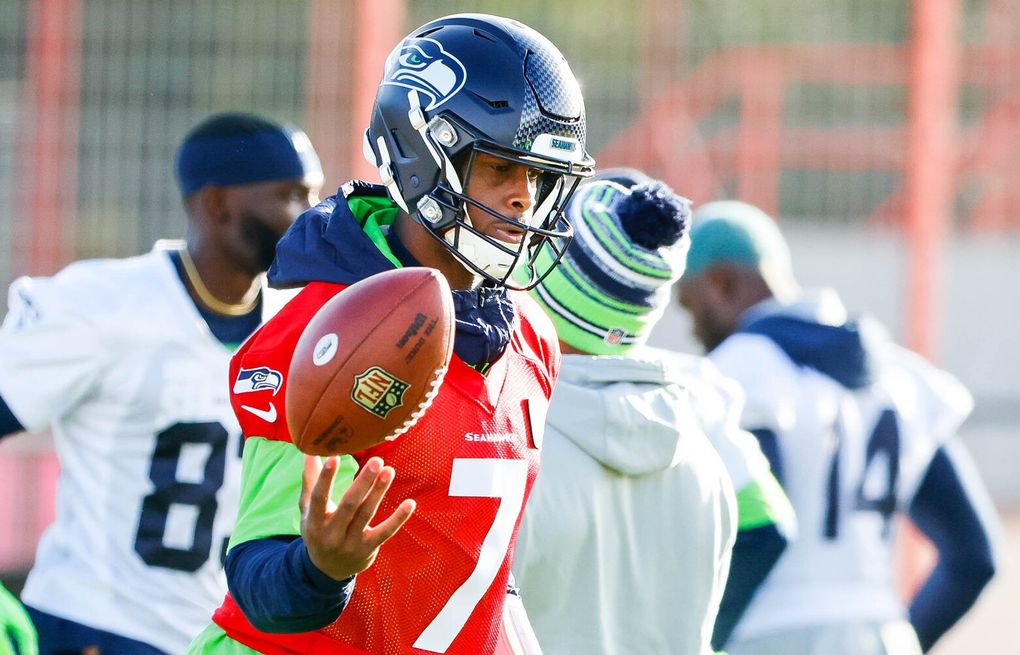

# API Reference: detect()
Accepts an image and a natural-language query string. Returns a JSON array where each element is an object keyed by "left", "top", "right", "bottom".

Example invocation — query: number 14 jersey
[{"left": 710, "top": 322, "right": 972, "bottom": 641}]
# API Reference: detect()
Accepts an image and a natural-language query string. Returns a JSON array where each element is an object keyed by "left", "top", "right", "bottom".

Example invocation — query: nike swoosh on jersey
[{"left": 241, "top": 403, "right": 277, "bottom": 423}]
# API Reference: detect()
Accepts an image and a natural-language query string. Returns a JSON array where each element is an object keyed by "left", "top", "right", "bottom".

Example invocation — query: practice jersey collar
[{"left": 735, "top": 289, "right": 883, "bottom": 390}]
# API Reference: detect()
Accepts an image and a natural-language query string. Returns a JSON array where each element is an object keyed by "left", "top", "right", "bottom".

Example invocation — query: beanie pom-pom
[{"left": 615, "top": 181, "right": 691, "bottom": 250}]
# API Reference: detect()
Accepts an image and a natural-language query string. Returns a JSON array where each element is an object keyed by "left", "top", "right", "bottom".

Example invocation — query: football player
[
  {"left": 0, "top": 112, "right": 324, "bottom": 654},
  {"left": 676, "top": 200, "right": 1000, "bottom": 655},
  {"left": 185, "top": 13, "right": 595, "bottom": 655}
]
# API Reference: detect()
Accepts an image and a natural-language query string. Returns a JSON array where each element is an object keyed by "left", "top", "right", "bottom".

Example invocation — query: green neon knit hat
[
  {"left": 530, "top": 179, "right": 691, "bottom": 355},
  {"left": 685, "top": 200, "right": 795, "bottom": 292}
]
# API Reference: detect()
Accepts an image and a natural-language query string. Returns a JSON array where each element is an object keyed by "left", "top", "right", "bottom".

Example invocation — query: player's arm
[
  {"left": 0, "top": 276, "right": 106, "bottom": 439},
  {"left": 224, "top": 437, "right": 413, "bottom": 633},
  {"left": 225, "top": 537, "right": 355, "bottom": 634},
  {"left": 224, "top": 437, "right": 354, "bottom": 633},
  {"left": 712, "top": 439, "right": 794, "bottom": 652},
  {"left": 687, "top": 354, "right": 796, "bottom": 652},
  {"left": 907, "top": 438, "right": 1000, "bottom": 652},
  {"left": 223, "top": 298, "right": 364, "bottom": 633}
]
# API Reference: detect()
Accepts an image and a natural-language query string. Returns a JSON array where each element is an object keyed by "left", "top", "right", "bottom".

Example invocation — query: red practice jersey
[{"left": 214, "top": 281, "right": 559, "bottom": 655}]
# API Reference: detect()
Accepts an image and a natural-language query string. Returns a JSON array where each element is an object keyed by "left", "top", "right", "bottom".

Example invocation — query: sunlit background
[{"left": 1, "top": 2, "right": 1017, "bottom": 653}]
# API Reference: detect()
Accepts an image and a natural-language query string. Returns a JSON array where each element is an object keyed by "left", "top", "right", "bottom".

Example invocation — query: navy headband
[{"left": 176, "top": 126, "right": 323, "bottom": 196}]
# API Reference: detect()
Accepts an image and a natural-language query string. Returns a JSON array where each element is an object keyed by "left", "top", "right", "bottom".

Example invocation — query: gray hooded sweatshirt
[{"left": 514, "top": 350, "right": 741, "bottom": 655}]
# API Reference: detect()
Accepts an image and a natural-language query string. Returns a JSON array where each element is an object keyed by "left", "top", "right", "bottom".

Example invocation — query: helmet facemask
[{"left": 430, "top": 141, "right": 584, "bottom": 290}]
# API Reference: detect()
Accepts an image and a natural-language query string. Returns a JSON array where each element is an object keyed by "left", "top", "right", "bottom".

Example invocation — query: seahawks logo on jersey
[
  {"left": 233, "top": 366, "right": 283, "bottom": 395},
  {"left": 384, "top": 38, "right": 467, "bottom": 111}
]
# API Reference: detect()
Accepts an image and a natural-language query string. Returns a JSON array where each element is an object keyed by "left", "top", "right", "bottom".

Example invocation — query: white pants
[{"left": 728, "top": 621, "right": 922, "bottom": 655}]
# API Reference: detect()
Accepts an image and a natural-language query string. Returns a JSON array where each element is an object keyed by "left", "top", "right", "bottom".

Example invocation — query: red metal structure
[{"left": 15, "top": 0, "right": 82, "bottom": 277}]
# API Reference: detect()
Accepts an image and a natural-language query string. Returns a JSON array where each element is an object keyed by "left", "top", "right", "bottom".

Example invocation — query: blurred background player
[
  {"left": 0, "top": 112, "right": 324, "bottom": 654},
  {"left": 538, "top": 168, "right": 794, "bottom": 653},
  {"left": 0, "top": 582, "right": 35, "bottom": 655},
  {"left": 676, "top": 200, "right": 1001, "bottom": 655},
  {"left": 186, "top": 13, "right": 595, "bottom": 655}
]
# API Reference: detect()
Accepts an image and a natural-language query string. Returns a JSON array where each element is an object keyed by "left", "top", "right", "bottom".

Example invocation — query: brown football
[{"left": 286, "top": 267, "right": 455, "bottom": 456}]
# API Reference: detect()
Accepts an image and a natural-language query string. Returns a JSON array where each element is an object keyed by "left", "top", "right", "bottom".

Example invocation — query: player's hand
[
  {"left": 300, "top": 455, "right": 416, "bottom": 582},
  {"left": 0, "top": 582, "right": 37, "bottom": 655}
]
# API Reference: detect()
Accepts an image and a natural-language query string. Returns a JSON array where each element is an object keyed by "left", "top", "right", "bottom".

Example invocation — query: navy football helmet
[{"left": 364, "top": 13, "right": 596, "bottom": 289}]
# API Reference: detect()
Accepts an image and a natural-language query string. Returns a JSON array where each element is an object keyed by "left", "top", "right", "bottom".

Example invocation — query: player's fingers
[
  {"left": 302, "top": 455, "right": 336, "bottom": 521},
  {"left": 365, "top": 498, "right": 416, "bottom": 548},
  {"left": 334, "top": 456, "right": 384, "bottom": 526},
  {"left": 348, "top": 465, "right": 397, "bottom": 532},
  {"left": 299, "top": 454, "right": 324, "bottom": 515}
]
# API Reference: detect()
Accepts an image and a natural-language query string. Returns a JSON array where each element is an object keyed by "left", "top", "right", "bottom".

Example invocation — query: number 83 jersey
[
  {"left": 0, "top": 245, "right": 249, "bottom": 654},
  {"left": 708, "top": 316, "right": 972, "bottom": 641}
]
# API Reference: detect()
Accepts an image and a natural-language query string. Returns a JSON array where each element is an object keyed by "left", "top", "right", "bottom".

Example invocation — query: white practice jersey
[
  {"left": 711, "top": 331, "right": 972, "bottom": 640},
  {"left": 0, "top": 242, "right": 279, "bottom": 653},
  {"left": 650, "top": 347, "right": 773, "bottom": 494}
]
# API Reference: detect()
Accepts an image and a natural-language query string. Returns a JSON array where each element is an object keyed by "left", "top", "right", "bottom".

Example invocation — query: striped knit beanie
[{"left": 530, "top": 179, "right": 692, "bottom": 354}]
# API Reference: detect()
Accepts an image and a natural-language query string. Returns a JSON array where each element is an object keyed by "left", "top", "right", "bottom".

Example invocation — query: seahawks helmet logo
[
  {"left": 233, "top": 366, "right": 283, "bottom": 396},
  {"left": 383, "top": 38, "right": 467, "bottom": 111}
]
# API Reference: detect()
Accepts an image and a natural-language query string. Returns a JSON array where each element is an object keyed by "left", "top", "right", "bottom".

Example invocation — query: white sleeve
[
  {"left": 665, "top": 350, "right": 772, "bottom": 491},
  {"left": 710, "top": 424, "right": 773, "bottom": 492},
  {"left": 880, "top": 344, "right": 973, "bottom": 444},
  {"left": 0, "top": 275, "right": 106, "bottom": 431},
  {"left": 710, "top": 334, "right": 801, "bottom": 435}
]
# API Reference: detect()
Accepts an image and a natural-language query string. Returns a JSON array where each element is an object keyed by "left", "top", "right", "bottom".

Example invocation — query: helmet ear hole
[{"left": 387, "top": 129, "right": 410, "bottom": 160}]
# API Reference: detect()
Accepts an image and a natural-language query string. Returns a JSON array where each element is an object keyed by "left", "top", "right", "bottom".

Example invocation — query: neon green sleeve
[
  {"left": 735, "top": 471, "right": 795, "bottom": 531},
  {"left": 0, "top": 581, "right": 37, "bottom": 655},
  {"left": 228, "top": 437, "right": 359, "bottom": 548},
  {"left": 186, "top": 623, "right": 261, "bottom": 655}
]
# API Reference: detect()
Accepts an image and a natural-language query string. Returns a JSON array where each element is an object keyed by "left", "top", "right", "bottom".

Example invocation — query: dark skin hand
[{"left": 300, "top": 455, "right": 416, "bottom": 582}]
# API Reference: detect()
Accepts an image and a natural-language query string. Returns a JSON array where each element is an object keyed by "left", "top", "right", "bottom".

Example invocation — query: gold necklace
[{"left": 178, "top": 246, "right": 261, "bottom": 316}]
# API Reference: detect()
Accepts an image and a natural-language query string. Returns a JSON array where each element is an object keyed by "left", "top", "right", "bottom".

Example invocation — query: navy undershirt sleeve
[
  {"left": 711, "top": 522, "right": 788, "bottom": 651},
  {"left": 908, "top": 442, "right": 999, "bottom": 652},
  {"left": 0, "top": 394, "right": 25, "bottom": 439},
  {"left": 225, "top": 535, "right": 356, "bottom": 633}
]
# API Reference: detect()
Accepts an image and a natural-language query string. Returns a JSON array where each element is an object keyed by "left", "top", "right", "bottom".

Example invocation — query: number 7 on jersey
[{"left": 413, "top": 458, "right": 528, "bottom": 653}]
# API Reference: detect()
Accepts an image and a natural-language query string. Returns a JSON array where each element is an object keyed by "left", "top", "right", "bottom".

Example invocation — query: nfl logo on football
[{"left": 352, "top": 366, "right": 410, "bottom": 418}]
